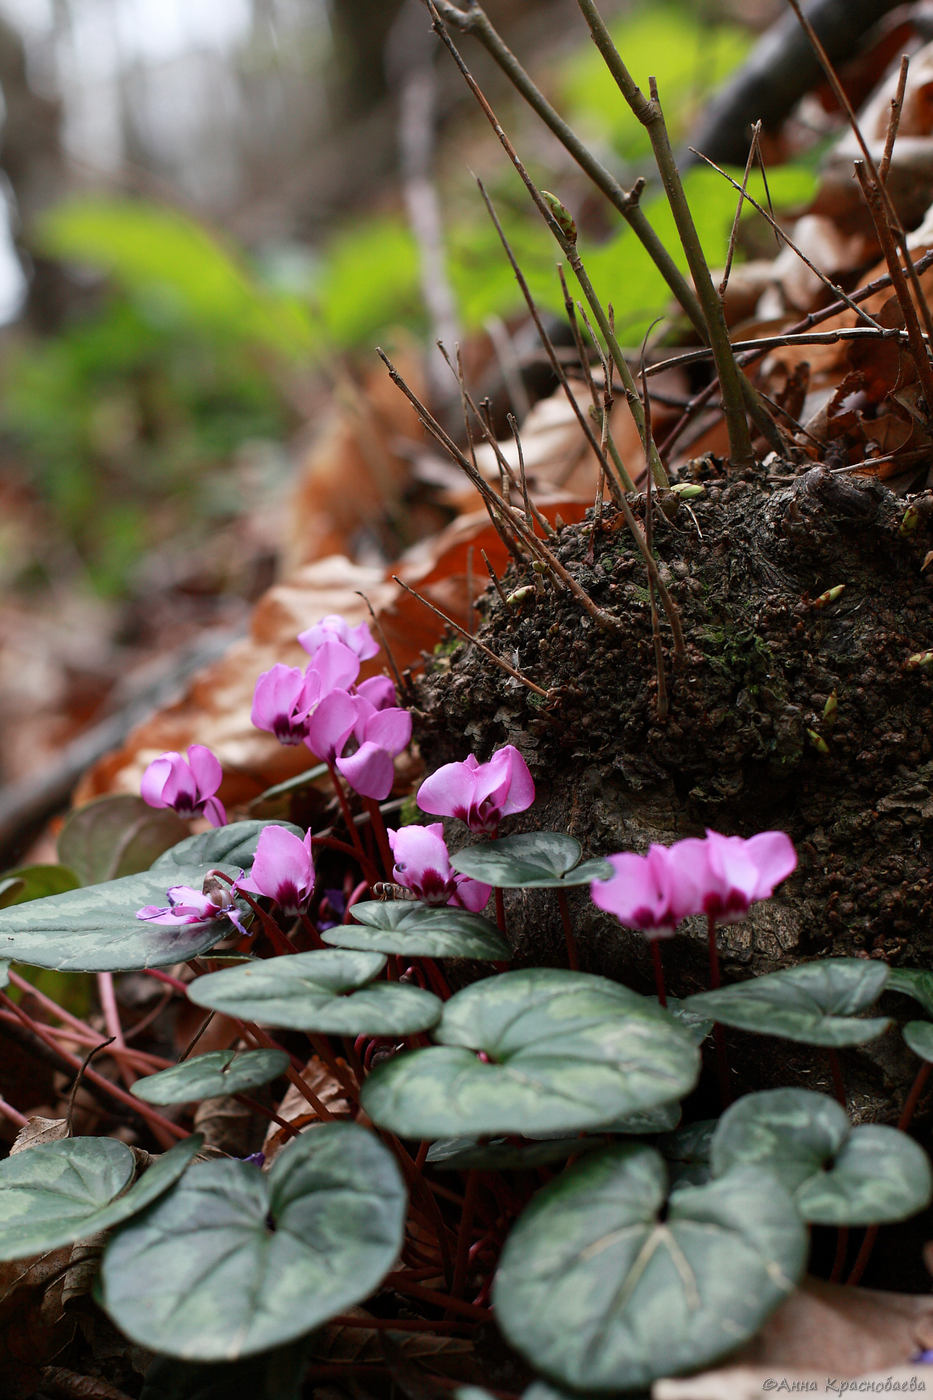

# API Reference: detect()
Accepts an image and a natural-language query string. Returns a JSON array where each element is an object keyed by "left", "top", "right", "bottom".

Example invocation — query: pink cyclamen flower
[
  {"left": 236, "top": 826, "right": 315, "bottom": 916},
  {"left": 416, "top": 745, "right": 534, "bottom": 834},
  {"left": 388, "top": 823, "right": 491, "bottom": 912},
  {"left": 140, "top": 746, "right": 226, "bottom": 827},
  {"left": 137, "top": 882, "right": 248, "bottom": 935},
  {"left": 590, "top": 844, "right": 702, "bottom": 939},
  {"left": 252, "top": 640, "right": 361, "bottom": 747},
  {"left": 336, "top": 700, "right": 413, "bottom": 801},
  {"left": 298, "top": 614, "right": 380, "bottom": 662},
  {"left": 672, "top": 829, "right": 797, "bottom": 924}
]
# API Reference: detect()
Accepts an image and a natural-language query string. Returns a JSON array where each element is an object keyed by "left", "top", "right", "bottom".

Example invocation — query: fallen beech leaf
[
  {"left": 261, "top": 1055, "right": 354, "bottom": 1164},
  {"left": 10, "top": 1118, "right": 68, "bottom": 1155}
]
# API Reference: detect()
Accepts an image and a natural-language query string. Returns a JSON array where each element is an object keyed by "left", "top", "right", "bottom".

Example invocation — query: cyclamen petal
[
  {"left": 140, "top": 746, "right": 227, "bottom": 827},
  {"left": 590, "top": 845, "right": 697, "bottom": 938},
  {"left": 682, "top": 829, "right": 797, "bottom": 922},
  {"left": 251, "top": 665, "right": 315, "bottom": 745},
  {"left": 136, "top": 883, "right": 247, "bottom": 934},
  {"left": 298, "top": 615, "right": 380, "bottom": 662},
  {"left": 307, "top": 639, "right": 361, "bottom": 694},
  {"left": 388, "top": 824, "right": 491, "bottom": 911},
  {"left": 305, "top": 688, "right": 359, "bottom": 763},
  {"left": 357, "top": 675, "right": 397, "bottom": 710},
  {"left": 337, "top": 742, "right": 395, "bottom": 801},
  {"left": 237, "top": 826, "right": 315, "bottom": 915},
  {"left": 417, "top": 744, "right": 534, "bottom": 833}
]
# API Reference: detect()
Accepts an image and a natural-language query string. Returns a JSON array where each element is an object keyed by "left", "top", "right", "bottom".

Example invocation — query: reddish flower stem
[
  {"left": 0, "top": 990, "right": 186, "bottom": 1144},
  {"left": 707, "top": 914, "right": 732, "bottom": 1107},
  {"left": 556, "top": 889, "right": 579, "bottom": 970},
  {"left": 363, "top": 796, "right": 395, "bottom": 879},
  {"left": 650, "top": 938, "right": 668, "bottom": 1007}
]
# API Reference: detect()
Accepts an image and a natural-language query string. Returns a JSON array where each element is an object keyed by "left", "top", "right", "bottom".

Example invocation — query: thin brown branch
[{"left": 391, "top": 576, "right": 550, "bottom": 698}]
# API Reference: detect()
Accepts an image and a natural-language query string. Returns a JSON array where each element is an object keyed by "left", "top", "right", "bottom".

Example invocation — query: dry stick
[
  {"left": 427, "top": 0, "right": 711, "bottom": 341},
  {"left": 481, "top": 548, "right": 509, "bottom": 606},
  {"left": 574, "top": 0, "right": 754, "bottom": 467},
  {"left": 425, "top": 3, "right": 669, "bottom": 490},
  {"left": 641, "top": 345, "right": 669, "bottom": 722},
  {"left": 719, "top": 121, "right": 762, "bottom": 300},
  {"left": 879, "top": 55, "right": 909, "bottom": 186},
  {"left": 854, "top": 158, "right": 933, "bottom": 414},
  {"left": 784, "top": 0, "right": 933, "bottom": 357},
  {"left": 475, "top": 183, "right": 687, "bottom": 662},
  {"left": 557, "top": 265, "right": 634, "bottom": 498},
  {"left": 392, "top": 576, "right": 549, "bottom": 698},
  {"left": 382, "top": 343, "right": 632, "bottom": 641},
  {"left": 507, "top": 412, "right": 555, "bottom": 539},
  {"left": 432, "top": 0, "right": 778, "bottom": 456},
  {"left": 377, "top": 348, "right": 525, "bottom": 570},
  {"left": 694, "top": 150, "right": 886, "bottom": 333},
  {"left": 355, "top": 591, "right": 407, "bottom": 699},
  {"left": 657, "top": 250, "right": 933, "bottom": 456}
]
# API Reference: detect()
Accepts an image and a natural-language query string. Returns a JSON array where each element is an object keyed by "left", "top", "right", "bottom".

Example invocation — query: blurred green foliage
[{"left": 0, "top": 0, "right": 814, "bottom": 597}]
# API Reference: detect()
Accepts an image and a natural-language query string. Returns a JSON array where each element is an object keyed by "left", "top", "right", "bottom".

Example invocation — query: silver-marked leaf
[
  {"left": 150, "top": 820, "right": 305, "bottom": 874},
  {"left": 683, "top": 959, "right": 891, "bottom": 1046},
  {"left": 99, "top": 1122, "right": 406, "bottom": 1360},
  {"left": 132, "top": 1050, "right": 290, "bottom": 1105},
  {"left": 450, "top": 833, "right": 613, "bottom": 888},
  {"left": 0, "top": 864, "right": 80, "bottom": 908},
  {"left": 711, "top": 1089, "right": 932, "bottom": 1225},
  {"left": 493, "top": 1144, "right": 806, "bottom": 1391},
  {"left": 904, "top": 1020, "right": 933, "bottom": 1062},
  {"left": 796, "top": 1125, "right": 932, "bottom": 1225},
  {"left": 188, "top": 949, "right": 442, "bottom": 1035},
  {"left": 888, "top": 969, "right": 933, "bottom": 1020},
  {"left": 361, "top": 969, "right": 699, "bottom": 1139},
  {"left": 0, "top": 866, "right": 241, "bottom": 972},
  {"left": 59, "top": 796, "right": 188, "bottom": 885},
  {"left": 0, "top": 1134, "right": 201, "bottom": 1259},
  {"left": 322, "top": 901, "right": 510, "bottom": 960},
  {"left": 711, "top": 1089, "right": 848, "bottom": 1193}
]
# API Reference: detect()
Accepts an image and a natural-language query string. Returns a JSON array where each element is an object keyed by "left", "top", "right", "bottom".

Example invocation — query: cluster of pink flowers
[
  {"left": 590, "top": 829, "right": 797, "bottom": 938},
  {"left": 251, "top": 614, "right": 411, "bottom": 801}
]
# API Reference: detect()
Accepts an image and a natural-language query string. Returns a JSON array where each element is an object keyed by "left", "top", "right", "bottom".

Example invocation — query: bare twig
[
  {"left": 574, "top": 0, "right": 756, "bottom": 466},
  {"left": 392, "top": 576, "right": 550, "bottom": 697},
  {"left": 879, "top": 54, "right": 909, "bottom": 186},
  {"left": 720, "top": 121, "right": 762, "bottom": 300}
]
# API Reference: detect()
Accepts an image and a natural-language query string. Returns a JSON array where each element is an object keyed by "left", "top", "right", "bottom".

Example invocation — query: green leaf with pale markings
[{"left": 362, "top": 968, "right": 699, "bottom": 1139}]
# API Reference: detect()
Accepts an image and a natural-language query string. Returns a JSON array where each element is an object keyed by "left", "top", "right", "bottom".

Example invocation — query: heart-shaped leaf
[
  {"left": 99, "top": 1122, "right": 406, "bottom": 1360},
  {"left": 59, "top": 796, "right": 189, "bottom": 885},
  {"left": 887, "top": 969, "right": 933, "bottom": 1020},
  {"left": 0, "top": 866, "right": 242, "bottom": 972},
  {"left": 322, "top": 901, "right": 510, "bottom": 960},
  {"left": 711, "top": 1089, "right": 932, "bottom": 1225},
  {"left": 361, "top": 969, "right": 700, "bottom": 1139},
  {"left": 493, "top": 1143, "right": 806, "bottom": 1391},
  {"left": 0, "top": 1134, "right": 202, "bottom": 1259},
  {"left": 132, "top": 1050, "right": 290, "bottom": 1105},
  {"left": 0, "top": 865, "right": 80, "bottom": 908},
  {"left": 657, "top": 1120, "right": 717, "bottom": 1189},
  {"left": 683, "top": 959, "right": 891, "bottom": 1046},
  {"left": 450, "top": 833, "right": 613, "bottom": 888},
  {"left": 904, "top": 1020, "right": 933, "bottom": 1062},
  {"left": 188, "top": 949, "right": 442, "bottom": 1035},
  {"left": 150, "top": 821, "right": 306, "bottom": 874}
]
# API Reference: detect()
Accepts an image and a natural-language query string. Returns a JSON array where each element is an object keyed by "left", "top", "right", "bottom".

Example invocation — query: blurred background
[{"left": 0, "top": 0, "right": 783, "bottom": 837}]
